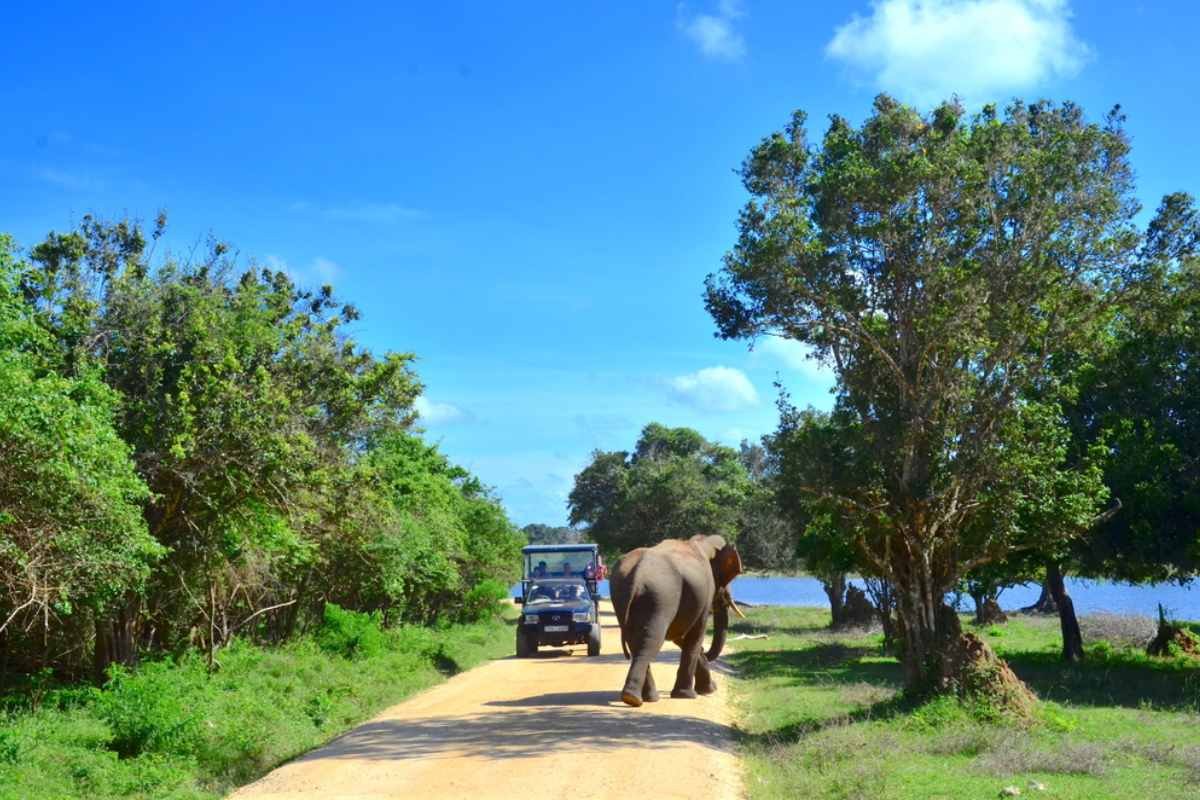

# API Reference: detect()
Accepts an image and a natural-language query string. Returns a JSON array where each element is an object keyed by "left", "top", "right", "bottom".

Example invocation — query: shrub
[
  {"left": 458, "top": 579, "right": 509, "bottom": 623},
  {"left": 0, "top": 726, "right": 20, "bottom": 764},
  {"left": 95, "top": 661, "right": 208, "bottom": 758},
  {"left": 314, "top": 603, "right": 387, "bottom": 660}
]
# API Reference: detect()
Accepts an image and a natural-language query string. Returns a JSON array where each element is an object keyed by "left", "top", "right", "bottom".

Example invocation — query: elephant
[{"left": 609, "top": 534, "right": 744, "bottom": 707}]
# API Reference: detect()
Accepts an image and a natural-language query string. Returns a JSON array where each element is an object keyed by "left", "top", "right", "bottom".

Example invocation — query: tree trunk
[
  {"left": 893, "top": 574, "right": 960, "bottom": 691},
  {"left": 863, "top": 578, "right": 898, "bottom": 652},
  {"left": 1046, "top": 562, "right": 1083, "bottom": 662},
  {"left": 1021, "top": 580, "right": 1058, "bottom": 614},
  {"left": 93, "top": 596, "right": 140, "bottom": 681},
  {"left": 822, "top": 573, "right": 847, "bottom": 628},
  {"left": 970, "top": 590, "right": 988, "bottom": 624}
]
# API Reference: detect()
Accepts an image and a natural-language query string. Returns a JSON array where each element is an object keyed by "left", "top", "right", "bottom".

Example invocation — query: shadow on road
[
  {"left": 297, "top": 706, "right": 735, "bottom": 763},
  {"left": 485, "top": 690, "right": 620, "bottom": 708}
]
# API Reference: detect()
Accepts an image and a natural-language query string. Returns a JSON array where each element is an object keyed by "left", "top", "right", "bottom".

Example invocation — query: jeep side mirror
[{"left": 514, "top": 596, "right": 524, "bottom": 604}]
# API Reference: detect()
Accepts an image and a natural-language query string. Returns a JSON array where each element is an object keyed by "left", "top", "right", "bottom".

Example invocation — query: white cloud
[
  {"left": 264, "top": 254, "right": 343, "bottom": 287},
  {"left": 324, "top": 203, "right": 426, "bottom": 223},
  {"left": 33, "top": 166, "right": 105, "bottom": 192},
  {"left": 669, "top": 366, "right": 759, "bottom": 412},
  {"left": 289, "top": 201, "right": 425, "bottom": 224},
  {"left": 718, "top": 426, "right": 755, "bottom": 445},
  {"left": 415, "top": 395, "right": 467, "bottom": 425},
  {"left": 677, "top": 1, "right": 746, "bottom": 61},
  {"left": 755, "top": 337, "right": 833, "bottom": 382},
  {"left": 311, "top": 257, "right": 341, "bottom": 283},
  {"left": 826, "top": 0, "right": 1090, "bottom": 105}
]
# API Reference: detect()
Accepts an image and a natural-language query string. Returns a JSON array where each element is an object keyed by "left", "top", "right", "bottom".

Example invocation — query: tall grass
[
  {"left": 0, "top": 606, "right": 515, "bottom": 800},
  {"left": 729, "top": 607, "right": 1200, "bottom": 800}
]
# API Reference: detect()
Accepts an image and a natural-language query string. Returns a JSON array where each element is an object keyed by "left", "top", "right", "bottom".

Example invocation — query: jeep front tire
[
  {"left": 516, "top": 627, "right": 535, "bottom": 658},
  {"left": 586, "top": 623, "right": 602, "bottom": 657}
]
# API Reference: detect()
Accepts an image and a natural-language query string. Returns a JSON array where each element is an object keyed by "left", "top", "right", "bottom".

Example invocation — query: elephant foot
[
  {"left": 642, "top": 687, "right": 660, "bottom": 703},
  {"left": 670, "top": 688, "right": 698, "bottom": 699},
  {"left": 697, "top": 680, "right": 718, "bottom": 695},
  {"left": 621, "top": 690, "right": 644, "bottom": 707}
]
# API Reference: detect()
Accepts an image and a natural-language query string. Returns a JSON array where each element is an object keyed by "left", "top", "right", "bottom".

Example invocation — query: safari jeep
[
  {"left": 515, "top": 544, "right": 606, "bottom": 657},
  {"left": 516, "top": 578, "right": 601, "bottom": 657}
]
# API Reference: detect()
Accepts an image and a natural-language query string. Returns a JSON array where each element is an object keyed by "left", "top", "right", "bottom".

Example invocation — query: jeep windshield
[
  {"left": 525, "top": 580, "right": 589, "bottom": 605},
  {"left": 525, "top": 549, "right": 596, "bottom": 580}
]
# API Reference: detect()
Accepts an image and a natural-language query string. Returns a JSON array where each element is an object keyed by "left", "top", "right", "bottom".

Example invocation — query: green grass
[
  {"left": 0, "top": 608, "right": 517, "bottom": 800},
  {"left": 728, "top": 606, "right": 1200, "bottom": 800}
]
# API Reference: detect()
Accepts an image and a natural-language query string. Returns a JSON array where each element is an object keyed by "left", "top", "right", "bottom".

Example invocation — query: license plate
[{"left": 543, "top": 625, "right": 568, "bottom": 632}]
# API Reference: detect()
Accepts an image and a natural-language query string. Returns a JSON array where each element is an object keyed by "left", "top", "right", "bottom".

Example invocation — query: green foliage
[
  {"left": 342, "top": 431, "right": 524, "bottom": 625},
  {"left": 458, "top": 579, "right": 509, "bottom": 624},
  {"left": 730, "top": 605, "right": 1200, "bottom": 800},
  {"left": 0, "top": 612, "right": 515, "bottom": 800},
  {"left": 734, "top": 441, "right": 800, "bottom": 572},
  {"left": 96, "top": 662, "right": 207, "bottom": 759},
  {"left": 568, "top": 422, "right": 753, "bottom": 554},
  {"left": 0, "top": 215, "right": 525, "bottom": 682},
  {"left": 522, "top": 523, "right": 584, "bottom": 545},
  {"left": 707, "top": 96, "right": 1148, "bottom": 689},
  {"left": 0, "top": 236, "right": 159, "bottom": 663},
  {"left": 1064, "top": 198, "right": 1200, "bottom": 583},
  {"left": 314, "top": 604, "right": 387, "bottom": 660}
]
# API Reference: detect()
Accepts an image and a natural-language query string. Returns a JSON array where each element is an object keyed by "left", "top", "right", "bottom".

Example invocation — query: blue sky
[{"left": 4, "top": 1, "right": 1199, "bottom": 526}]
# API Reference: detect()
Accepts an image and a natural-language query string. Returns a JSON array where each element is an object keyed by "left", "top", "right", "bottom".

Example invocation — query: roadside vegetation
[
  {"left": 0, "top": 218, "right": 525, "bottom": 797},
  {"left": 728, "top": 605, "right": 1200, "bottom": 800},
  {"left": 573, "top": 98, "right": 1200, "bottom": 717},
  {"left": 0, "top": 604, "right": 516, "bottom": 800}
]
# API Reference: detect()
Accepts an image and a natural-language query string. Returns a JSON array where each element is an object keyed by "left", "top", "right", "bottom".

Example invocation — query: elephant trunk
[{"left": 705, "top": 591, "right": 730, "bottom": 662}]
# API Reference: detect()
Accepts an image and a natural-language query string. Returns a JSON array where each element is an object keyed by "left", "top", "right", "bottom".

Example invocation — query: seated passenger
[{"left": 532, "top": 560, "right": 548, "bottom": 578}]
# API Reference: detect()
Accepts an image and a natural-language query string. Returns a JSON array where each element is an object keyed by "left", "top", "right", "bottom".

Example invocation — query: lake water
[{"left": 514, "top": 575, "right": 1200, "bottom": 619}]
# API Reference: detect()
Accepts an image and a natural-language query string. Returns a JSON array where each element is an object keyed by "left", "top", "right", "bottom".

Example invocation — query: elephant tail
[{"left": 619, "top": 585, "right": 639, "bottom": 660}]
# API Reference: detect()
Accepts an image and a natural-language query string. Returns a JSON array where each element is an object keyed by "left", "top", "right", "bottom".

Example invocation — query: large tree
[
  {"left": 0, "top": 236, "right": 159, "bottom": 676},
  {"left": 1071, "top": 194, "right": 1200, "bottom": 580},
  {"left": 705, "top": 97, "right": 1142, "bottom": 696},
  {"left": 1051, "top": 192, "right": 1200, "bottom": 655},
  {"left": 568, "top": 423, "right": 751, "bottom": 556}
]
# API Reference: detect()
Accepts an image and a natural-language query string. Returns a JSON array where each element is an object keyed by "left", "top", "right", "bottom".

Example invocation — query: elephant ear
[
  {"left": 715, "top": 544, "right": 742, "bottom": 587},
  {"left": 691, "top": 534, "right": 726, "bottom": 561}
]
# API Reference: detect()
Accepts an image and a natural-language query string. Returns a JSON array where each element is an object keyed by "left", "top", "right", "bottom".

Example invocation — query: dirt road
[{"left": 229, "top": 602, "right": 741, "bottom": 800}]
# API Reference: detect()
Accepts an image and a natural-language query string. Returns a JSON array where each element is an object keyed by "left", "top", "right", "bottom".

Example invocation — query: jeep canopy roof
[{"left": 521, "top": 544, "right": 598, "bottom": 553}]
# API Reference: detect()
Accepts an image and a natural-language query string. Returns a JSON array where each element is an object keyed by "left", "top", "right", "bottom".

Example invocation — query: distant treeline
[{"left": 0, "top": 216, "right": 524, "bottom": 682}]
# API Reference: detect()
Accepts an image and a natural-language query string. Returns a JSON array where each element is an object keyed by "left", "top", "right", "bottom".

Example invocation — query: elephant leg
[
  {"left": 670, "top": 619, "right": 706, "bottom": 699},
  {"left": 622, "top": 615, "right": 668, "bottom": 707},
  {"left": 642, "top": 663, "right": 659, "bottom": 702},
  {"left": 695, "top": 653, "right": 717, "bottom": 695}
]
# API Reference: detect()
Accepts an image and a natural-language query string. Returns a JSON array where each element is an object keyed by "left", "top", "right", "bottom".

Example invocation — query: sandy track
[{"left": 229, "top": 602, "right": 741, "bottom": 800}]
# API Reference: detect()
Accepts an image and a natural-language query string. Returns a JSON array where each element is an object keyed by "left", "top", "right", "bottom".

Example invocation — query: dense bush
[
  {"left": 314, "top": 604, "right": 388, "bottom": 660},
  {"left": 0, "top": 236, "right": 159, "bottom": 675},
  {"left": 0, "top": 217, "right": 524, "bottom": 682},
  {"left": 96, "top": 662, "right": 208, "bottom": 759},
  {"left": 458, "top": 579, "right": 510, "bottom": 624},
  {"left": 0, "top": 613, "right": 514, "bottom": 800}
]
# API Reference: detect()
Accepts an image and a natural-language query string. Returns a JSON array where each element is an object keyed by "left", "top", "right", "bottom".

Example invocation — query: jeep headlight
[
  {"left": 524, "top": 614, "right": 539, "bottom": 624},
  {"left": 573, "top": 612, "right": 590, "bottom": 622}
]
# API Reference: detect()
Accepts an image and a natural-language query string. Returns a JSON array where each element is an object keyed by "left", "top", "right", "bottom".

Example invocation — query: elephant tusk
[{"left": 730, "top": 598, "right": 747, "bottom": 619}]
